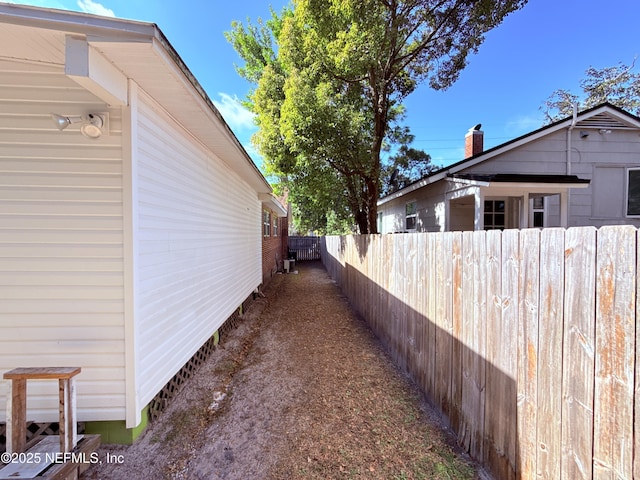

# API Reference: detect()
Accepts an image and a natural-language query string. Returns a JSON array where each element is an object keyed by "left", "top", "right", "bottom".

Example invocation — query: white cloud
[
  {"left": 213, "top": 93, "right": 256, "bottom": 132},
  {"left": 76, "top": 0, "right": 114, "bottom": 17},
  {"left": 504, "top": 112, "right": 544, "bottom": 136}
]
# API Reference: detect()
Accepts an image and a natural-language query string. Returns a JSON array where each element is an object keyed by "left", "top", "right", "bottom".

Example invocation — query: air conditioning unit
[{"left": 283, "top": 259, "right": 295, "bottom": 273}]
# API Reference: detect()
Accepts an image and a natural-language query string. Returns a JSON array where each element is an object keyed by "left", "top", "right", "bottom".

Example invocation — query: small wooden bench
[{"left": 3, "top": 367, "right": 81, "bottom": 455}]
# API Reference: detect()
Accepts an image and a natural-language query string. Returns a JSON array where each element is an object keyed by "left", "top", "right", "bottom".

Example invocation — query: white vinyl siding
[
  {"left": 0, "top": 60, "right": 126, "bottom": 422},
  {"left": 134, "top": 89, "right": 262, "bottom": 409}
]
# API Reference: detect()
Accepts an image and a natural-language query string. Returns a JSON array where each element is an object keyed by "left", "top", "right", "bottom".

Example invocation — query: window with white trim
[
  {"left": 532, "top": 196, "right": 545, "bottom": 227},
  {"left": 263, "top": 210, "right": 271, "bottom": 237},
  {"left": 405, "top": 201, "right": 417, "bottom": 231},
  {"left": 627, "top": 168, "right": 640, "bottom": 216},
  {"left": 484, "top": 199, "right": 506, "bottom": 230},
  {"left": 273, "top": 216, "right": 279, "bottom": 237}
]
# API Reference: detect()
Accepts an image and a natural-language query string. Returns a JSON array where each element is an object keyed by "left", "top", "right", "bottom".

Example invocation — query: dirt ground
[{"left": 82, "top": 262, "right": 484, "bottom": 479}]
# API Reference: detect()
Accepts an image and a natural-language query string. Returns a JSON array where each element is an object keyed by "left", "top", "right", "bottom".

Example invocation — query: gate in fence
[{"left": 287, "top": 236, "right": 321, "bottom": 261}]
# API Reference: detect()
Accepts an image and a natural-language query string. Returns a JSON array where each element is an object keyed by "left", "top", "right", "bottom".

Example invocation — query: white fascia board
[
  {"left": 377, "top": 176, "right": 438, "bottom": 206},
  {"left": 480, "top": 182, "right": 590, "bottom": 198},
  {"left": 0, "top": 3, "right": 154, "bottom": 40},
  {"left": 486, "top": 181, "right": 590, "bottom": 190},
  {"left": 448, "top": 178, "right": 491, "bottom": 188},
  {"left": 65, "top": 35, "right": 128, "bottom": 106}
]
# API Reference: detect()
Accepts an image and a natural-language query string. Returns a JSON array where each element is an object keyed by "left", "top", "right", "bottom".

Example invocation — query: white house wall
[
  {"left": 379, "top": 182, "right": 448, "bottom": 233},
  {"left": 0, "top": 59, "right": 126, "bottom": 422},
  {"left": 133, "top": 87, "right": 262, "bottom": 411}
]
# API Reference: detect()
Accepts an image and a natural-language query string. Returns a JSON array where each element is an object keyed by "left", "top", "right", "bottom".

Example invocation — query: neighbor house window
[
  {"left": 532, "top": 196, "right": 545, "bottom": 227},
  {"left": 263, "top": 210, "right": 271, "bottom": 237},
  {"left": 627, "top": 168, "right": 640, "bottom": 216},
  {"left": 405, "top": 201, "right": 417, "bottom": 231},
  {"left": 484, "top": 199, "right": 506, "bottom": 230}
]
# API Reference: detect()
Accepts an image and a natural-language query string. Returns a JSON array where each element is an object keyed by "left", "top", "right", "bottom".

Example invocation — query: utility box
[{"left": 283, "top": 259, "right": 296, "bottom": 273}]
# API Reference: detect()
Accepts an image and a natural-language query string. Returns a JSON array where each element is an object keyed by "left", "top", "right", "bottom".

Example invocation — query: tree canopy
[
  {"left": 228, "top": 0, "right": 528, "bottom": 233},
  {"left": 541, "top": 60, "right": 640, "bottom": 123}
]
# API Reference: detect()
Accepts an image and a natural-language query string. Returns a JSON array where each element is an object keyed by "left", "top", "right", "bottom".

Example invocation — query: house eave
[
  {"left": 0, "top": 2, "right": 272, "bottom": 194},
  {"left": 449, "top": 174, "right": 591, "bottom": 191},
  {"left": 260, "top": 194, "right": 288, "bottom": 217}
]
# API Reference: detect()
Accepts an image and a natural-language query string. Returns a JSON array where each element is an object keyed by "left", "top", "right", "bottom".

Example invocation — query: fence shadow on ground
[{"left": 343, "top": 261, "right": 517, "bottom": 479}]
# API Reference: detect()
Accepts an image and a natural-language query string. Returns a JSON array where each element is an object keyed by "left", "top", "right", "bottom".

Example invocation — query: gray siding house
[{"left": 378, "top": 103, "right": 640, "bottom": 233}]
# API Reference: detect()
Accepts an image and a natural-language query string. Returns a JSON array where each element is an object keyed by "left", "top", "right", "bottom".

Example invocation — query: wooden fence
[
  {"left": 321, "top": 226, "right": 639, "bottom": 480},
  {"left": 288, "top": 236, "right": 321, "bottom": 261}
]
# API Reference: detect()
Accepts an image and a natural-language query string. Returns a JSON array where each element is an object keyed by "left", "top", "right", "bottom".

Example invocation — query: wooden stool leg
[
  {"left": 71, "top": 376, "right": 78, "bottom": 449},
  {"left": 7, "top": 378, "right": 27, "bottom": 454},
  {"left": 59, "top": 378, "right": 69, "bottom": 453},
  {"left": 58, "top": 377, "right": 78, "bottom": 453}
]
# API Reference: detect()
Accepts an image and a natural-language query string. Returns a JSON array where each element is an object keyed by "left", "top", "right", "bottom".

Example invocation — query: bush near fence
[{"left": 321, "top": 226, "right": 639, "bottom": 480}]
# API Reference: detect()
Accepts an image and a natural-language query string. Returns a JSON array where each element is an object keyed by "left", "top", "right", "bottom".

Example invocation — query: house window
[
  {"left": 377, "top": 211, "right": 383, "bottom": 233},
  {"left": 273, "top": 216, "right": 279, "bottom": 237},
  {"left": 405, "top": 201, "right": 417, "bottom": 231},
  {"left": 532, "top": 196, "right": 545, "bottom": 227},
  {"left": 627, "top": 168, "right": 640, "bottom": 216},
  {"left": 263, "top": 210, "right": 271, "bottom": 237},
  {"left": 484, "top": 199, "right": 505, "bottom": 230}
]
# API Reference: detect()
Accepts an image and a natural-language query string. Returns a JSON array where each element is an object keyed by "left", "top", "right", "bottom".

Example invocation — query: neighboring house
[
  {"left": 0, "top": 4, "right": 278, "bottom": 435},
  {"left": 378, "top": 103, "right": 640, "bottom": 233},
  {"left": 261, "top": 196, "right": 288, "bottom": 284}
]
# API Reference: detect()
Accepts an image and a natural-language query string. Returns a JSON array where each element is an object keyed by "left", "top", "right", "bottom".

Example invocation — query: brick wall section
[{"left": 262, "top": 208, "right": 288, "bottom": 285}]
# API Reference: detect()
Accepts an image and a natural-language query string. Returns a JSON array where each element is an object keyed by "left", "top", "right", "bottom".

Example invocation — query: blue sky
[{"left": 6, "top": 0, "right": 640, "bottom": 169}]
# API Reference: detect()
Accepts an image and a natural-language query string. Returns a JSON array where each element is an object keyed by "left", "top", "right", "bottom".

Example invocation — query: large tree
[
  {"left": 229, "top": 0, "right": 527, "bottom": 233},
  {"left": 541, "top": 60, "right": 640, "bottom": 123}
]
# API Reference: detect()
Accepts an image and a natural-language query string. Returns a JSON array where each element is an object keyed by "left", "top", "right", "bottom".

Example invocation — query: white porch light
[{"left": 51, "top": 113, "right": 106, "bottom": 139}]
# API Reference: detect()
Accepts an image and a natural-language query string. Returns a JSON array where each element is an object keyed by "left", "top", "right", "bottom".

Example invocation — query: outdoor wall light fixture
[
  {"left": 580, "top": 130, "right": 589, "bottom": 138},
  {"left": 51, "top": 113, "right": 106, "bottom": 139}
]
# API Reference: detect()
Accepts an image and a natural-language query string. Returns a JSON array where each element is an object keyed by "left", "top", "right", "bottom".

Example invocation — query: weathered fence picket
[
  {"left": 517, "top": 228, "right": 540, "bottom": 479},
  {"left": 320, "top": 226, "right": 639, "bottom": 480},
  {"left": 594, "top": 226, "right": 636, "bottom": 479},
  {"left": 561, "top": 227, "right": 596, "bottom": 480}
]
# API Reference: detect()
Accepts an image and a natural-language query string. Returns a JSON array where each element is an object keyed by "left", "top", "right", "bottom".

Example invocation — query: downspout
[
  {"left": 567, "top": 103, "right": 578, "bottom": 175},
  {"left": 563, "top": 103, "right": 578, "bottom": 227}
]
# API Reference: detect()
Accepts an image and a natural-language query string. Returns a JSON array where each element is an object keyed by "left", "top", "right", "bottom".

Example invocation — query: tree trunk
[
  {"left": 355, "top": 210, "right": 369, "bottom": 234},
  {"left": 368, "top": 86, "right": 388, "bottom": 235},
  {"left": 366, "top": 175, "right": 379, "bottom": 234}
]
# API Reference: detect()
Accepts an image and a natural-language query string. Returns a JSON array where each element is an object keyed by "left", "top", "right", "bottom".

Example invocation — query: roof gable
[{"left": 575, "top": 110, "right": 639, "bottom": 130}]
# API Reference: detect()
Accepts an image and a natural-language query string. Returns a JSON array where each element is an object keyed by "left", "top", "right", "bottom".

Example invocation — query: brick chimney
[{"left": 465, "top": 124, "right": 483, "bottom": 158}]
